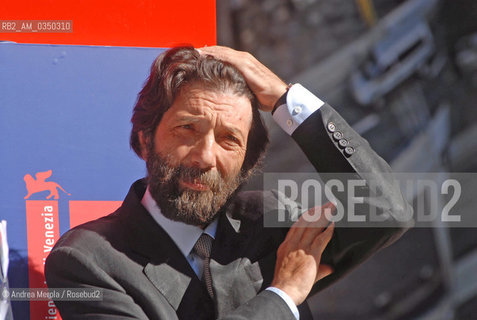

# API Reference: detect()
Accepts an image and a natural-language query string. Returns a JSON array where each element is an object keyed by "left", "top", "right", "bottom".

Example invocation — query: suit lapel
[
  {"left": 143, "top": 263, "right": 190, "bottom": 310},
  {"left": 118, "top": 180, "right": 214, "bottom": 316},
  {"left": 210, "top": 211, "right": 266, "bottom": 316}
]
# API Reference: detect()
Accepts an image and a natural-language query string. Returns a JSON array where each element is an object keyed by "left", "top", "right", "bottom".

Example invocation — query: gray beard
[{"left": 146, "top": 150, "right": 245, "bottom": 227}]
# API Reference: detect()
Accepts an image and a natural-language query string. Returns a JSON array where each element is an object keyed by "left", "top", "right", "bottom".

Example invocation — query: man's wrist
[
  {"left": 272, "top": 83, "right": 293, "bottom": 115},
  {"left": 272, "top": 83, "right": 325, "bottom": 136},
  {"left": 265, "top": 287, "right": 300, "bottom": 320}
]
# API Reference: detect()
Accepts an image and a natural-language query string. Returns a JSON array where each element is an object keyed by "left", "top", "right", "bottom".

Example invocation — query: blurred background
[{"left": 217, "top": 0, "right": 477, "bottom": 319}]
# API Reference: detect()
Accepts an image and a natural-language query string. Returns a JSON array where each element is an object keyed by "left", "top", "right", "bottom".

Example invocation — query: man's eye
[
  {"left": 180, "top": 124, "right": 193, "bottom": 130},
  {"left": 225, "top": 135, "right": 240, "bottom": 144}
]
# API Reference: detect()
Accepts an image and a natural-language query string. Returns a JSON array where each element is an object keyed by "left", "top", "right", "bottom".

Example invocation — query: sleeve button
[
  {"left": 293, "top": 106, "right": 302, "bottom": 115},
  {"left": 344, "top": 146, "right": 355, "bottom": 156},
  {"left": 338, "top": 139, "right": 348, "bottom": 148},
  {"left": 333, "top": 131, "right": 343, "bottom": 141},
  {"left": 286, "top": 119, "right": 293, "bottom": 127},
  {"left": 327, "top": 122, "right": 336, "bottom": 132}
]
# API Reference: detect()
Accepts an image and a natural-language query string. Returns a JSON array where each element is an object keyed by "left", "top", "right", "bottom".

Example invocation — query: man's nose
[{"left": 189, "top": 133, "right": 217, "bottom": 170}]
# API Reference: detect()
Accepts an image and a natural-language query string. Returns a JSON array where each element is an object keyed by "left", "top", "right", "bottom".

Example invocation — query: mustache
[
  {"left": 177, "top": 166, "right": 223, "bottom": 192},
  {"left": 156, "top": 162, "right": 224, "bottom": 193}
]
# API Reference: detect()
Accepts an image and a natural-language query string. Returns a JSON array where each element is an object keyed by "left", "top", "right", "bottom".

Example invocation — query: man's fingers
[
  {"left": 297, "top": 211, "right": 328, "bottom": 245},
  {"left": 286, "top": 202, "right": 335, "bottom": 245},
  {"left": 298, "top": 202, "right": 335, "bottom": 244},
  {"left": 298, "top": 202, "right": 335, "bottom": 228},
  {"left": 197, "top": 46, "right": 239, "bottom": 62},
  {"left": 310, "top": 222, "right": 335, "bottom": 256},
  {"left": 284, "top": 209, "right": 309, "bottom": 242},
  {"left": 316, "top": 264, "right": 334, "bottom": 282}
]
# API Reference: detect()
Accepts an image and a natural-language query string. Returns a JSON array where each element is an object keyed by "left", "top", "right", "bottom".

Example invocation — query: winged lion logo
[{"left": 24, "top": 170, "right": 71, "bottom": 200}]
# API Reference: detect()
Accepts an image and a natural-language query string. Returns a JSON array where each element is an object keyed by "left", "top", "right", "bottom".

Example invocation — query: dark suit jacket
[{"left": 45, "top": 103, "right": 413, "bottom": 319}]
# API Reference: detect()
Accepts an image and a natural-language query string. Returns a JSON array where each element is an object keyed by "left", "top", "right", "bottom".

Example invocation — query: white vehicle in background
[{"left": 350, "top": 17, "right": 435, "bottom": 106}]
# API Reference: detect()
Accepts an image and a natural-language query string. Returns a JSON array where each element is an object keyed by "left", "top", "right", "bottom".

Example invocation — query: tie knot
[{"left": 193, "top": 233, "right": 213, "bottom": 259}]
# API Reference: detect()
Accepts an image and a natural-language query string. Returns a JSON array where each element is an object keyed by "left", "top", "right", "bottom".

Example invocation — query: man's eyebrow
[
  {"left": 174, "top": 113, "right": 248, "bottom": 138},
  {"left": 178, "top": 116, "right": 246, "bottom": 137},
  {"left": 175, "top": 116, "right": 200, "bottom": 123}
]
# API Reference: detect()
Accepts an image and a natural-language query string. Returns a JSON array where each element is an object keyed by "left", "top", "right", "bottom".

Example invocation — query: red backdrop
[{"left": 0, "top": 0, "right": 216, "bottom": 47}]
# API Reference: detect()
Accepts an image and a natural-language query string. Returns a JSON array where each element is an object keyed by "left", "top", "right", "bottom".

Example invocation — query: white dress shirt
[
  {"left": 141, "top": 187, "right": 218, "bottom": 279},
  {"left": 141, "top": 83, "right": 325, "bottom": 320}
]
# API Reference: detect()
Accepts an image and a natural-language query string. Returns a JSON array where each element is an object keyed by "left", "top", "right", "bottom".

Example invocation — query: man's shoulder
[
  {"left": 52, "top": 178, "right": 147, "bottom": 252},
  {"left": 53, "top": 209, "right": 125, "bottom": 254}
]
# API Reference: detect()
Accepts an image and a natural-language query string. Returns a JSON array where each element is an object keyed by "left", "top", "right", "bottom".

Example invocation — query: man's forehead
[{"left": 172, "top": 84, "right": 253, "bottom": 121}]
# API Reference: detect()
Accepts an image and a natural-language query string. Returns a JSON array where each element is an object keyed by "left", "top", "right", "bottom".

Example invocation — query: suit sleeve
[
  {"left": 45, "top": 246, "right": 150, "bottom": 320},
  {"left": 220, "top": 291, "right": 296, "bottom": 320},
  {"left": 273, "top": 85, "right": 413, "bottom": 293}
]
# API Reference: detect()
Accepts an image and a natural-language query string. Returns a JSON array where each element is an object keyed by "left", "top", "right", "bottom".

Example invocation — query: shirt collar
[{"left": 141, "top": 186, "right": 218, "bottom": 258}]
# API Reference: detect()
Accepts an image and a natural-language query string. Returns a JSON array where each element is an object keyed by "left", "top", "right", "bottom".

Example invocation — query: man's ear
[{"left": 138, "top": 131, "right": 149, "bottom": 160}]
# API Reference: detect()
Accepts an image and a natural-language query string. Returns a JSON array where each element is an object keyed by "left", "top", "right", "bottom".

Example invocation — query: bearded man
[{"left": 45, "top": 46, "right": 412, "bottom": 319}]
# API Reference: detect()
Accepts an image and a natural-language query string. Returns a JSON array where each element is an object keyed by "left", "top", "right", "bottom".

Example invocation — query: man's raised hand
[
  {"left": 271, "top": 203, "right": 335, "bottom": 306},
  {"left": 197, "top": 46, "right": 288, "bottom": 112}
]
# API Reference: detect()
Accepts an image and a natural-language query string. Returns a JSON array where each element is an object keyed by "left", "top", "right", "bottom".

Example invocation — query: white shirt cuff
[
  {"left": 265, "top": 287, "right": 300, "bottom": 320},
  {"left": 272, "top": 83, "right": 325, "bottom": 136}
]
